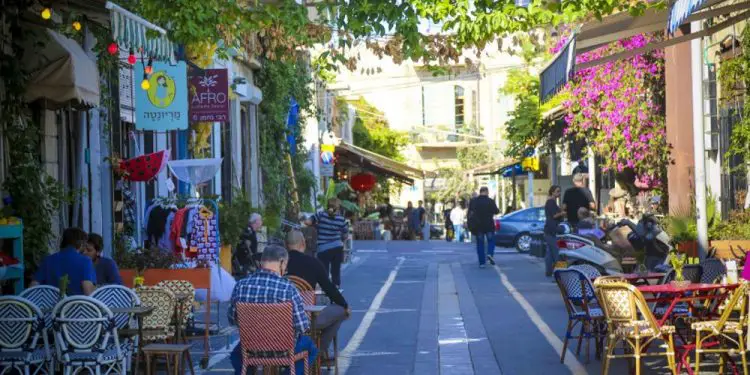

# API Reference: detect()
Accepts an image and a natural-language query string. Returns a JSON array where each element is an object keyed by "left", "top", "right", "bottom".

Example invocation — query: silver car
[{"left": 494, "top": 207, "right": 546, "bottom": 252}]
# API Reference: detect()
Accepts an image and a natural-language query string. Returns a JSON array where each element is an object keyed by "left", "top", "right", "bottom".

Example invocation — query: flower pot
[{"left": 676, "top": 241, "right": 698, "bottom": 258}]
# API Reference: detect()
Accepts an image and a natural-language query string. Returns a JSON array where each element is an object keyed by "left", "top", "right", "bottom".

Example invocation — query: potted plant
[
  {"left": 665, "top": 215, "right": 698, "bottom": 257},
  {"left": 709, "top": 209, "right": 750, "bottom": 259},
  {"left": 218, "top": 190, "right": 255, "bottom": 275}
]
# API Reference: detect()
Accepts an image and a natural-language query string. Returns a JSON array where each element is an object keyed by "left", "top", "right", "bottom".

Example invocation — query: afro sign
[{"left": 189, "top": 69, "right": 229, "bottom": 122}]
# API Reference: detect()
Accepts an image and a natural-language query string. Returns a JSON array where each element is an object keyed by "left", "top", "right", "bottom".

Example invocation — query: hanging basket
[{"left": 350, "top": 173, "right": 376, "bottom": 193}]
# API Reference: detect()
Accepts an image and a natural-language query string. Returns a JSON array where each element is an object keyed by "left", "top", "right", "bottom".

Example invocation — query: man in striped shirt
[{"left": 316, "top": 198, "right": 349, "bottom": 287}]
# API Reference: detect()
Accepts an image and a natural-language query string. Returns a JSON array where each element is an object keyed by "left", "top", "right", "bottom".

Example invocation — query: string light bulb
[
  {"left": 72, "top": 21, "right": 81, "bottom": 31},
  {"left": 140, "top": 77, "right": 150, "bottom": 91},
  {"left": 41, "top": 8, "right": 52, "bottom": 20},
  {"left": 127, "top": 50, "right": 136, "bottom": 65},
  {"left": 107, "top": 42, "right": 118, "bottom": 56},
  {"left": 144, "top": 58, "right": 153, "bottom": 74}
]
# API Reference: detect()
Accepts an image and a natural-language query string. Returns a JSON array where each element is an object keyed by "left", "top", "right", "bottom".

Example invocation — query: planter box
[
  {"left": 676, "top": 241, "right": 698, "bottom": 258},
  {"left": 120, "top": 268, "right": 211, "bottom": 289},
  {"left": 710, "top": 240, "right": 750, "bottom": 260}
]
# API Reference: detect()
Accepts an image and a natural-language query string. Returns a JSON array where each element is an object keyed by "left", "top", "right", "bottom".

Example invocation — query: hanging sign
[
  {"left": 321, "top": 163, "right": 334, "bottom": 177},
  {"left": 321, "top": 144, "right": 335, "bottom": 165},
  {"left": 189, "top": 68, "right": 229, "bottom": 122},
  {"left": 135, "top": 61, "right": 188, "bottom": 131}
]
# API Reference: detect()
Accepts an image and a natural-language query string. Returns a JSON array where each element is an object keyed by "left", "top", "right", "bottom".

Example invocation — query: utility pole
[{"left": 691, "top": 21, "right": 709, "bottom": 257}]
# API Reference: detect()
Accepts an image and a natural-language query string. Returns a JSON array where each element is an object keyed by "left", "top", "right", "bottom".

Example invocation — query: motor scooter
[{"left": 557, "top": 214, "right": 672, "bottom": 275}]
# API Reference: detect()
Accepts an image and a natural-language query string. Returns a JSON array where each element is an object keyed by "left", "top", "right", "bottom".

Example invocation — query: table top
[
  {"left": 304, "top": 305, "right": 326, "bottom": 313},
  {"left": 620, "top": 272, "right": 665, "bottom": 281},
  {"left": 111, "top": 305, "right": 155, "bottom": 315},
  {"left": 638, "top": 282, "right": 738, "bottom": 294}
]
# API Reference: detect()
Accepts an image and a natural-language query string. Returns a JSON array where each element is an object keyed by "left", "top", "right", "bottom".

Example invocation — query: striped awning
[{"left": 106, "top": 2, "right": 175, "bottom": 61}]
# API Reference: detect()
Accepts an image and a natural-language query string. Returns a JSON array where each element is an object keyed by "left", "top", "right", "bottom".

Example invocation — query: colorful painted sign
[
  {"left": 188, "top": 69, "right": 229, "bottom": 122},
  {"left": 135, "top": 61, "right": 188, "bottom": 131},
  {"left": 320, "top": 144, "right": 335, "bottom": 165}
]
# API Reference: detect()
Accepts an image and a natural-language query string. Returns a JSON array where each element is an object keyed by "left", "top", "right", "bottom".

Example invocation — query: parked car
[{"left": 494, "top": 207, "right": 546, "bottom": 252}]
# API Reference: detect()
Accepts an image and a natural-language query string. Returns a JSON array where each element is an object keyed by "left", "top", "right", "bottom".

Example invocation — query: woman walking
[{"left": 544, "top": 186, "right": 566, "bottom": 277}]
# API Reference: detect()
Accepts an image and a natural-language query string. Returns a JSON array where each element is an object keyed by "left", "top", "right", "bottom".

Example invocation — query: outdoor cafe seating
[{"left": 554, "top": 256, "right": 750, "bottom": 374}]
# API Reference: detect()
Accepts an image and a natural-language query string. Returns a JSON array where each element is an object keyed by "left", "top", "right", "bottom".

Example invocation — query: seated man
[
  {"left": 82, "top": 233, "right": 123, "bottom": 286},
  {"left": 228, "top": 245, "right": 317, "bottom": 375},
  {"left": 286, "top": 230, "right": 350, "bottom": 356},
  {"left": 32, "top": 227, "right": 96, "bottom": 296}
]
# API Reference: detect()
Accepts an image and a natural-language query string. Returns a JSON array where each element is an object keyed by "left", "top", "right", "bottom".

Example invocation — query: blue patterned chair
[
  {"left": 52, "top": 296, "right": 124, "bottom": 375},
  {"left": 0, "top": 296, "right": 53, "bottom": 375},
  {"left": 554, "top": 268, "right": 606, "bottom": 364},
  {"left": 20, "top": 286, "right": 62, "bottom": 331},
  {"left": 92, "top": 285, "right": 140, "bottom": 371}
]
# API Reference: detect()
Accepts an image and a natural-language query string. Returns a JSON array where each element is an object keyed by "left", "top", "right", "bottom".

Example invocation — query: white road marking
[
  {"left": 340, "top": 256, "right": 406, "bottom": 375},
  {"left": 493, "top": 266, "right": 588, "bottom": 375},
  {"left": 350, "top": 308, "right": 417, "bottom": 313},
  {"left": 421, "top": 250, "right": 455, "bottom": 254},
  {"left": 339, "top": 351, "right": 399, "bottom": 357},
  {"left": 393, "top": 280, "right": 424, "bottom": 284},
  {"left": 356, "top": 249, "right": 388, "bottom": 253}
]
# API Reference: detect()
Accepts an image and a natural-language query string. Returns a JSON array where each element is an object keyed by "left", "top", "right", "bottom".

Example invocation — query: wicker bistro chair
[
  {"left": 700, "top": 258, "right": 727, "bottom": 284},
  {"left": 52, "top": 296, "right": 125, "bottom": 375},
  {"left": 287, "top": 276, "right": 316, "bottom": 306},
  {"left": 236, "top": 302, "right": 310, "bottom": 375},
  {"left": 91, "top": 285, "right": 140, "bottom": 371},
  {"left": 20, "top": 286, "right": 62, "bottom": 331},
  {"left": 554, "top": 268, "right": 606, "bottom": 364},
  {"left": 156, "top": 280, "right": 196, "bottom": 340},
  {"left": 594, "top": 280, "right": 678, "bottom": 375},
  {"left": 692, "top": 281, "right": 750, "bottom": 374},
  {"left": 570, "top": 264, "right": 602, "bottom": 280},
  {"left": 135, "top": 286, "right": 177, "bottom": 343},
  {"left": 0, "top": 296, "right": 54, "bottom": 375}
]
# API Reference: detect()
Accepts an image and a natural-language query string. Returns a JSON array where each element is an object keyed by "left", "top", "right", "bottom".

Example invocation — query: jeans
[
  {"left": 231, "top": 335, "right": 317, "bottom": 375},
  {"left": 453, "top": 225, "right": 463, "bottom": 243},
  {"left": 318, "top": 247, "right": 344, "bottom": 287},
  {"left": 475, "top": 232, "right": 495, "bottom": 265},
  {"left": 544, "top": 234, "right": 559, "bottom": 276}
]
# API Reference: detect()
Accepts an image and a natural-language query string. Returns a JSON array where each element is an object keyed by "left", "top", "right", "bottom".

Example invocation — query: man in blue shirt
[
  {"left": 82, "top": 233, "right": 123, "bottom": 286},
  {"left": 228, "top": 244, "right": 317, "bottom": 375},
  {"left": 32, "top": 227, "right": 97, "bottom": 296}
]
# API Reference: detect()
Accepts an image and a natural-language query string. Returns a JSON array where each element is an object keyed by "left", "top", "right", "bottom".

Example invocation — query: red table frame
[{"left": 638, "top": 283, "right": 740, "bottom": 374}]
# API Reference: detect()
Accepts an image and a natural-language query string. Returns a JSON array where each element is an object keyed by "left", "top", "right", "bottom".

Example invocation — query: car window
[
  {"left": 510, "top": 209, "right": 535, "bottom": 221},
  {"left": 536, "top": 208, "right": 546, "bottom": 222}
]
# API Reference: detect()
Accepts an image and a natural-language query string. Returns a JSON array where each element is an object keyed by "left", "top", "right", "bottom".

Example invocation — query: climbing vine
[
  {"left": 723, "top": 26, "right": 750, "bottom": 174},
  {"left": 0, "top": 1, "right": 79, "bottom": 270},
  {"left": 255, "top": 56, "right": 315, "bottom": 226}
]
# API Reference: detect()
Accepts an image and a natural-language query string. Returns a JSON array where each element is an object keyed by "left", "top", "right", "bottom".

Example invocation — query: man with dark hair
[
  {"left": 31, "top": 227, "right": 97, "bottom": 295},
  {"left": 468, "top": 187, "right": 500, "bottom": 268},
  {"left": 228, "top": 244, "right": 317, "bottom": 375},
  {"left": 316, "top": 198, "right": 349, "bottom": 287},
  {"left": 562, "top": 173, "right": 596, "bottom": 227},
  {"left": 81, "top": 233, "right": 123, "bottom": 286}
]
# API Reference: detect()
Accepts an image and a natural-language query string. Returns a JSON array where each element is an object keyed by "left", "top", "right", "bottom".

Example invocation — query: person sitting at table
[
  {"left": 286, "top": 230, "right": 350, "bottom": 356},
  {"left": 31, "top": 227, "right": 97, "bottom": 296},
  {"left": 228, "top": 244, "right": 317, "bottom": 375},
  {"left": 81, "top": 233, "right": 123, "bottom": 286}
]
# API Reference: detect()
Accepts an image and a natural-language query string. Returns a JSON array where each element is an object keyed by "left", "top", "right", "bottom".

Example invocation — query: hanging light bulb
[
  {"left": 140, "top": 75, "right": 151, "bottom": 90},
  {"left": 107, "top": 42, "right": 118, "bottom": 56},
  {"left": 72, "top": 21, "right": 82, "bottom": 31},
  {"left": 127, "top": 50, "right": 136, "bottom": 65},
  {"left": 41, "top": 8, "right": 52, "bottom": 20},
  {"left": 144, "top": 58, "right": 153, "bottom": 74}
]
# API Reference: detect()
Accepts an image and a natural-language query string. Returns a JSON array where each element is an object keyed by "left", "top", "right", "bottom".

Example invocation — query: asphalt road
[{"left": 194, "top": 240, "right": 726, "bottom": 375}]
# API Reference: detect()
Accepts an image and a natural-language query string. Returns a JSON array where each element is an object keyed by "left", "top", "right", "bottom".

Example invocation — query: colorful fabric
[
  {"left": 188, "top": 207, "right": 218, "bottom": 262},
  {"left": 228, "top": 269, "right": 310, "bottom": 336},
  {"left": 170, "top": 208, "right": 189, "bottom": 253},
  {"left": 158, "top": 212, "right": 175, "bottom": 252}
]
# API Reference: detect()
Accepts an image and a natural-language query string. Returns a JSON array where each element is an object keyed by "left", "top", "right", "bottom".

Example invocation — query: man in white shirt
[{"left": 450, "top": 203, "right": 466, "bottom": 243}]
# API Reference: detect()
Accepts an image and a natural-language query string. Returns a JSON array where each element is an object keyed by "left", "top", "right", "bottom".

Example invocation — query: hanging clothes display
[{"left": 188, "top": 206, "right": 219, "bottom": 262}]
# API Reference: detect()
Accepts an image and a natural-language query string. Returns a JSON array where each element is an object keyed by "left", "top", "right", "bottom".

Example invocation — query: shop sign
[
  {"left": 320, "top": 163, "right": 334, "bottom": 177},
  {"left": 135, "top": 61, "right": 188, "bottom": 131},
  {"left": 189, "top": 69, "right": 229, "bottom": 122},
  {"left": 321, "top": 144, "right": 335, "bottom": 165}
]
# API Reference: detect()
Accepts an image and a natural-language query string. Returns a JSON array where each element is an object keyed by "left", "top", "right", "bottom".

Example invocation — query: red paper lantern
[
  {"left": 107, "top": 42, "right": 118, "bottom": 55},
  {"left": 350, "top": 173, "right": 376, "bottom": 192}
]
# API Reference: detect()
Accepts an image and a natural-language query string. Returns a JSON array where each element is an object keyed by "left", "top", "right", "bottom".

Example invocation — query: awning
[
  {"left": 106, "top": 1, "right": 175, "bottom": 61},
  {"left": 539, "top": 35, "right": 576, "bottom": 104},
  {"left": 24, "top": 29, "right": 100, "bottom": 107},
  {"left": 335, "top": 141, "right": 428, "bottom": 185},
  {"left": 470, "top": 159, "right": 519, "bottom": 176}
]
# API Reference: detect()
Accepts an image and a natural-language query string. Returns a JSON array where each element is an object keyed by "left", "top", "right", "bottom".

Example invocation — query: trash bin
[{"left": 530, "top": 231, "right": 546, "bottom": 258}]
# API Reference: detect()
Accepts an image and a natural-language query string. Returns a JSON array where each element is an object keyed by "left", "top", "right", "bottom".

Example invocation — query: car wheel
[{"left": 515, "top": 233, "right": 532, "bottom": 253}]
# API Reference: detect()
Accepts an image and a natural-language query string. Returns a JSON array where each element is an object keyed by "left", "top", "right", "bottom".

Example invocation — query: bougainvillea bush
[{"left": 554, "top": 33, "right": 670, "bottom": 189}]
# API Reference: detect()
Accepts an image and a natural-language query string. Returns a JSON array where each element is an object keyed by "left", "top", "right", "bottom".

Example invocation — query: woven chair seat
[
  {"left": 573, "top": 307, "right": 604, "bottom": 319},
  {"left": 0, "top": 348, "right": 47, "bottom": 362},
  {"left": 615, "top": 320, "right": 676, "bottom": 338},
  {"left": 64, "top": 348, "right": 121, "bottom": 363},
  {"left": 692, "top": 320, "right": 744, "bottom": 334}
]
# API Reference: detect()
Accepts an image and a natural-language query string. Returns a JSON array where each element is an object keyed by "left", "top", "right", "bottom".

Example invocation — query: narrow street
[{"left": 198, "top": 241, "right": 644, "bottom": 375}]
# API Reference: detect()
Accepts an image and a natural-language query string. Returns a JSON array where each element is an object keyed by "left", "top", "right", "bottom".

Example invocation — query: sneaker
[
  {"left": 487, "top": 255, "right": 496, "bottom": 265},
  {"left": 479, "top": 264, "right": 486, "bottom": 269}
]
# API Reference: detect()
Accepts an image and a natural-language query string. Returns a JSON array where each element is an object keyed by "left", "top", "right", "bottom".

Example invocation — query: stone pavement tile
[
  {"left": 437, "top": 263, "right": 474, "bottom": 374},
  {"left": 451, "top": 262, "right": 503, "bottom": 375}
]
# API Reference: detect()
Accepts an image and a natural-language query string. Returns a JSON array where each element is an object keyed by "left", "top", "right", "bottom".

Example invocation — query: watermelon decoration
[{"left": 119, "top": 150, "right": 169, "bottom": 182}]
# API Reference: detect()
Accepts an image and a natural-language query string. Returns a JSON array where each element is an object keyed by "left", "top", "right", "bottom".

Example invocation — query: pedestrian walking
[
  {"left": 410, "top": 200, "right": 425, "bottom": 240},
  {"left": 316, "top": 198, "right": 349, "bottom": 288},
  {"left": 450, "top": 202, "right": 466, "bottom": 243},
  {"left": 421, "top": 201, "right": 432, "bottom": 241},
  {"left": 404, "top": 201, "right": 414, "bottom": 240},
  {"left": 467, "top": 187, "right": 500, "bottom": 268},
  {"left": 561, "top": 173, "right": 596, "bottom": 228},
  {"left": 544, "top": 185, "right": 565, "bottom": 277}
]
